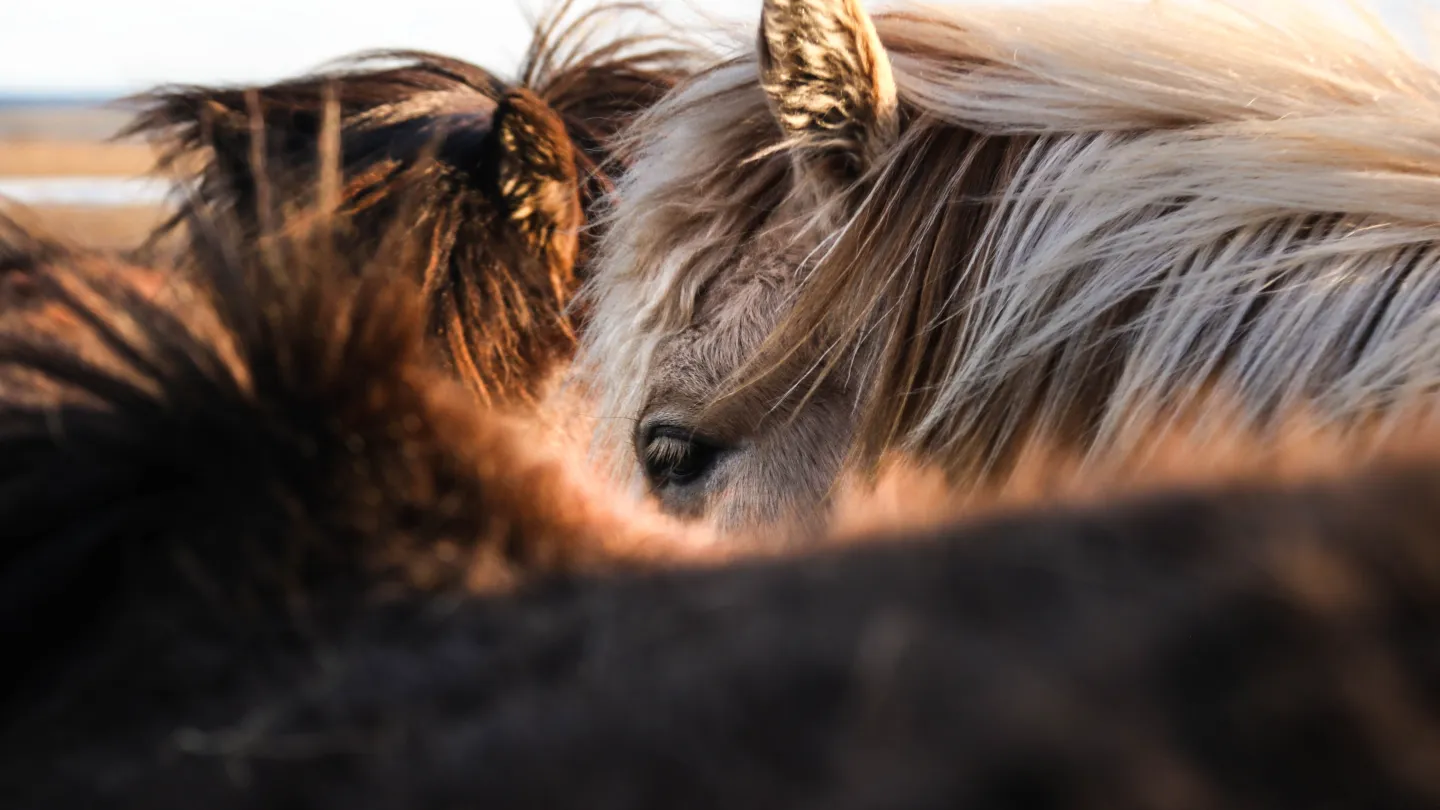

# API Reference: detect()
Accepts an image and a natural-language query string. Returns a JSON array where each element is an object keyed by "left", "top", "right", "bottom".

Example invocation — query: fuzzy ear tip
[
  {"left": 757, "top": 0, "right": 899, "bottom": 171},
  {"left": 487, "top": 89, "right": 583, "bottom": 237},
  {"left": 485, "top": 95, "right": 575, "bottom": 199}
]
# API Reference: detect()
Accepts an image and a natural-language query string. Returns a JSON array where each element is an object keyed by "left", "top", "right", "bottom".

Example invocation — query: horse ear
[
  {"left": 485, "top": 88, "right": 582, "bottom": 261},
  {"left": 757, "top": 0, "right": 898, "bottom": 188}
]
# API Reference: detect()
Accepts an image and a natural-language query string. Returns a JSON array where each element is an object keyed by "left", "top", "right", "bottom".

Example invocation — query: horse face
[
  {"left": 629, "top": 233, "right": 858, "bottom": 534},
  {"left": 586, "top": 0, "right": 898, "bottom": 534}
]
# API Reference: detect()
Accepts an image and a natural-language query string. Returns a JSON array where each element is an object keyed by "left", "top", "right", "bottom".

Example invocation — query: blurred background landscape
[
  {"left": 0, "top": 97, "right": 167, "bottom": 248},
  {"left": 0, "top": 0, "right": 1433, "bottom": 249}
]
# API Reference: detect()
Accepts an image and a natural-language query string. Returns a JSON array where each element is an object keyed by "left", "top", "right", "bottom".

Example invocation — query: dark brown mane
[
  {"left": 121, "top": 0, "right": 696, "bottom": 404},
  {"left": 0, "top": 211, "right": 70, "bottom": 283}
]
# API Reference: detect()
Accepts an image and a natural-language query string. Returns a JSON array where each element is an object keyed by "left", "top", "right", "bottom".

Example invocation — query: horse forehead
[
  {"left": 665, "top": 252, "right": 797, "bottom": 365},
  {"left": 638, "top": 251, "right": 798, "bottom": 414}
]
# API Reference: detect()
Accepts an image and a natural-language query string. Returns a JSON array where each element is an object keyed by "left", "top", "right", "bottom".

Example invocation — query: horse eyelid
[{"left": 644, "top": 435, "right": 694, "bottom": 468}]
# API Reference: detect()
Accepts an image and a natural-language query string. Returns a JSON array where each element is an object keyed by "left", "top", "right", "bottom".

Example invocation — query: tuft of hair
[
  {"left": 579, "top": 0, "right": 1440, "bottom": 483},
  {"left": 0, "top": 209, "right": 68, "bottom": 280},
  {"left": 122, "top": 0, "right": 701, "bottom": 405}
]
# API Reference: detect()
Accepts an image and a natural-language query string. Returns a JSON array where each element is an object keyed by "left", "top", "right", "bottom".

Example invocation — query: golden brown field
[
  {"left": 0, "top": 104, "right": 172, "bottom": 250},
  {"left": 0, "top": 141, "right": 157, "bottom": 178}
]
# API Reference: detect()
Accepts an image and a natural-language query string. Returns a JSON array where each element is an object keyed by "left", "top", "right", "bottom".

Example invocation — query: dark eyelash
[
  {"left": 640, "top": 425, "right": 724, "bottom": 489},
  {"left": 644, "top": 436, "right": 693, "bottom": 468}
]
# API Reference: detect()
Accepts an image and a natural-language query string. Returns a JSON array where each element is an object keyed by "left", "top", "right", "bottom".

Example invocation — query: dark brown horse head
[{"left": 123, "top": 1, "right": 694, "bottom": 405}]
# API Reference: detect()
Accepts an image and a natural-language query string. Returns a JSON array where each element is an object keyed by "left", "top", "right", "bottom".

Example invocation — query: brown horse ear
[
  {"left": 486, "top": 88, "right": 583, "bottom": 266},
  {"left": 757, "top": 0, "right": 898, "bottom": 189}
]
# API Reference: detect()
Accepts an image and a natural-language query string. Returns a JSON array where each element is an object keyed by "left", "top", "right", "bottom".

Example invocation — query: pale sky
[
  {"left": 0, "top": 0, "right": 752, "bottom": 94},
  {"left": 0, "top": 0, "right": 1434, "bottom": 94}
]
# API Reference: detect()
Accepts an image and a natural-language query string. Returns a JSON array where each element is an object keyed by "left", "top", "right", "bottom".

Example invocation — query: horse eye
[{"left": 641, "top": 426, "right": 721, "bottom": 489}]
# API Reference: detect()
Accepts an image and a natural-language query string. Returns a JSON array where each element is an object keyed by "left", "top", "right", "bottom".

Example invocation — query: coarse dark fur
[
  {"left": 8, "top": 407, "right": 1440, "bottom": 805},
  {"left": 6, "top": 213, "right": 1440, "bottom": 807},
  {"left": 122, "top": 0, "right": 694, "bottom": 404},
  {"left": 0, "top": 201, "right": 701, "bottom": 726}
]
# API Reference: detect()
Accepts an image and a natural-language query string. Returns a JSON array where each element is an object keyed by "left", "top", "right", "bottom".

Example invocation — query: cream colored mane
[{"left": 578, "top": 0, "right": 1440, "bottom": 489}]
